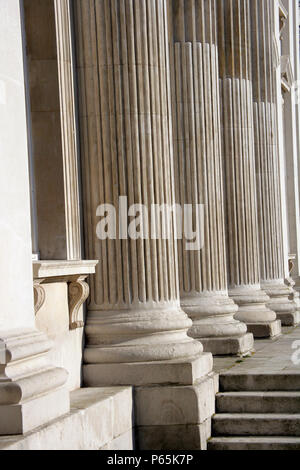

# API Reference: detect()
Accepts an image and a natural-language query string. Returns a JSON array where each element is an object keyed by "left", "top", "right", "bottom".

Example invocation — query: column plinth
[
  {"left": 169, "top": 0, "right": 253, "bottom": 355},
  {"left": 262, "top": 280, "right": 299, "bottom": 326},
  {"left": 218, "top": 1, "right": 280, "bottom": 338},
  {"left": 74, "top": 0, "right": 216, "bottom": 449},
  {"left": 230, "top": 285, "right": 281, "bottom": 338},
  {"left": 0, "top": 329, "right": 69, "bottom": 435},
  {"left": 182, "top": 292, "right": 253, "bottom": 356},
  {"left": 251, "top": 0, "right": 299, "bottom": 327}
]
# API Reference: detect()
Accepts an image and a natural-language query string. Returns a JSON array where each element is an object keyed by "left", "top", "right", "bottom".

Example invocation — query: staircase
[{"left": 208, "top": 373, "right": 300, "bottom": 450}]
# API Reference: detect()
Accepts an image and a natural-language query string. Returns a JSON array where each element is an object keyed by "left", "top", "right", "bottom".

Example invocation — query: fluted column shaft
[
  {"left": 168, "top": 0, "right": 253, "bottom": 355},
  {"left": 250, "top": 0, "right": 298, "bottom": 325},
  {"left": 73, "top": 0, "right": 203, "bottom": 370},
  {"left": 217, "top": 0, "right": 280, "bottom": 338}
]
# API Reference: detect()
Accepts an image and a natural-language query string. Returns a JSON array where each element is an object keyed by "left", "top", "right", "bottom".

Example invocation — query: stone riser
[
  {"left": 220, "top": 373, "right": 300, "bottom": 392},
  {"left": 216, "top": 392, "right": 300, "bottom": 414},
  {"left": 212, "top": 414, "right": 300, "bottom": 436},
  {"left": 208, "top": 437, "right": 300, "bottom": 450}
]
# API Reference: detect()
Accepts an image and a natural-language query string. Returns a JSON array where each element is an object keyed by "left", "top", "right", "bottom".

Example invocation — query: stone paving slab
[{"left": 213, "top": 326, "right": 300, "bottom": 375}]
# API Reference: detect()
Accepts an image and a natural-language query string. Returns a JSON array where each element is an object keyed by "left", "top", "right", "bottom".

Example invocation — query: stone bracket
[
  {"left": 68, "top": 277, "right": 90, "bottom": 330},
  {"left": 33, "top": 280, "right": 46, "bottom": 315},
  {"left": 33, "top": 260, "right": 98, "bottom": 330}
]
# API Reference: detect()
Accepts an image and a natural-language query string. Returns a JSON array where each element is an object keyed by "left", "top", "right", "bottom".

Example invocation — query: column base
[
  {"left": 84, "top": 353, "right": 213, "bottom": 387},
  {"left": 182, "top": 292, "right": 252, "bottom": 356},
  {"left": 246, "top": 319, "right": 282, "bottom": 338},
  {"left": 200, "top": 333, "right": 254, "bottom": 356},
  {"left": 230, "top": 285, "right": 280, "bottom": 338},
  {"left": 0, "top": 329, "right": 69, "bottom": 435},
  {"left": 262, "top": 280, "right": 299, "bottom": 327},
  {"left": 135, "top": 372, "right": 218, "bottom": 450}
]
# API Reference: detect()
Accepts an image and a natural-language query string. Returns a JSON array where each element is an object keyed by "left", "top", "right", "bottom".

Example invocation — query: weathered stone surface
[
  {"left": 100, "top": 430, "right": 134, "bottom": 451},
  {"left": 134, "top": 373, "right": 218, "bottom": 426},
  {"left": 220, "top": 373, "right": 300, "bottom": 392},
  {"left": 276, "top": 311, "right": 300, "bottom": 327},
  {"left": 137, "top": 419, "right": 212, "bottom": 451},
  {"left": 246, "top": 320, "right": 282, "bottom": 339},
  {"left": 213, "top": 414, "right": 300, "bottom": 436},
  {"left": 200, "top": 333, "right": 254, "bottom": 357},
  {"left": 208, "top": 436, "right": 300, "bottom": 451},
  {"left": 0, "top": 329, "right": 69, "bottom": 435},
  {"left": 0, "top": 388, "right": 70, "bottom": 436},
  {"left": 84, "top": 353, "right": 213, "bottom": 387},
  {"left": 0, "top": 387, "right": 133, "bottom": 451},
  {"left": 217, "top": 391, "right": 300, "bottom": 414}
]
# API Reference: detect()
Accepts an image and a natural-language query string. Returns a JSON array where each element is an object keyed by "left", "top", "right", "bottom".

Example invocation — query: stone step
[
  {"left": 220, "top": 373, "right": 300, "bottom": 392},
  {"left": 216, "top": 391, "right": 300, "bottom": 414},
  {"left": 208, "top": 436, "right": 300, "bottom": 450},
  {"left": 212, "top": 414, "right": 300, "bottom": 437}
]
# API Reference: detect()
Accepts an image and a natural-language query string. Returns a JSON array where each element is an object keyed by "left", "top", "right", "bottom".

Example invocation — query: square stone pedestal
[
  {"left": 83, "top": 353, "right": 213, "bottom": 387},
  {"left": 246, "top": 320, "right": 282, "bottom": 338},
  {"left": 84, "top": 353, "right": 218, "bottom": 450},
  {"left": 0, "top": 329, "right": 70, "bottom": 436},
  {"left": 0, "top": 388, "right": 134, "bottom": 450},
  {"left": 135, "top": 372, "right": 218, "bottom": 450},
  {"left": 276, "top": 311, "right": 300, "bottom": 327},
  {"left": 200, "top": 333, "right": 254, "bottom": 356}
]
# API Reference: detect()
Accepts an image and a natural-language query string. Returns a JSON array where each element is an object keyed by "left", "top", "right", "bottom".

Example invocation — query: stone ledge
[
  {"left": 0, "top": 387, "right": 133, "bottom": 451},
  {"left": 100, "top": 430, "right": 134, "bottom": 450},
  {"left": 33, "top": 260, "right": 98, "bottom": 281}
]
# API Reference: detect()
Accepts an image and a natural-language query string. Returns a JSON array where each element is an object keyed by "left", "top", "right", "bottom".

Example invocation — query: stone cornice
[{"left": 33, "top": 260, "right": 98, "bottom": 280}]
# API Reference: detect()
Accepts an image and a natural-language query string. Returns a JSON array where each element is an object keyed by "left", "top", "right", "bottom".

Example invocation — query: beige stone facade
[{"left": 0, "top": 0, "right": 299, "bottom": 451}]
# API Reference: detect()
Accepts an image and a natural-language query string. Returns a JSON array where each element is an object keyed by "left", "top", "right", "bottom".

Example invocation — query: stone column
[
  {"left": 217, "top": 0, "right": 281, "bottom": 338},
  {"left": 0, "top": 0, "right": 69, "bottom": 435},
  {"left": 250, "top": 0, "right": 298, "bottom": 327},
  {"left": 281, "top": 0, "right": 300, "bottom": 315},
  {"left": 73, "top": 0, "right": 216, "bottom": 450},
  {"left": 168, "top": 0, "right": 253, "bottom": 355}
]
